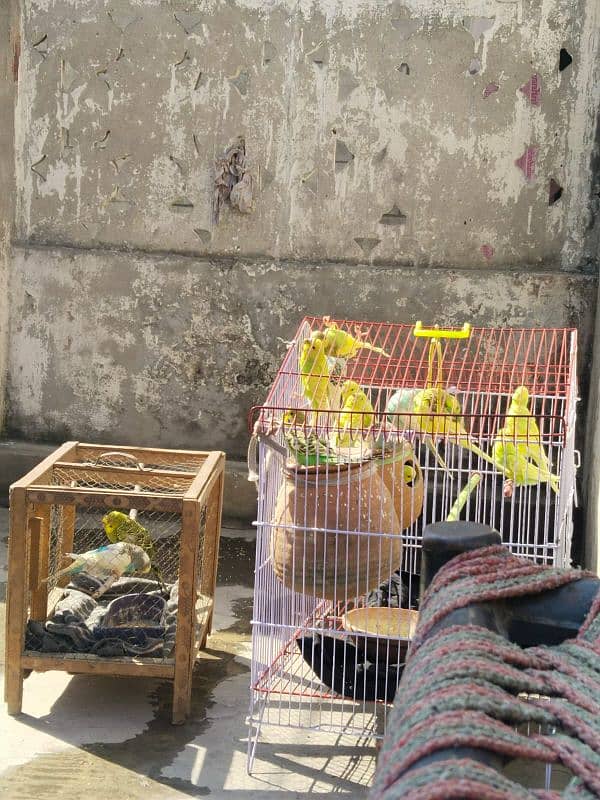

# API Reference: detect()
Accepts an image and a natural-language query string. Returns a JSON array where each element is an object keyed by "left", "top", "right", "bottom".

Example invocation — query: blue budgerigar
[{"left": 45, "top": 542, "right": 151, "bottom": 598}]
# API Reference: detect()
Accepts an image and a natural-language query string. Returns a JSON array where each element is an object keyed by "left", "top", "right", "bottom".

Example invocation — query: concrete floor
[
  {"left": 0, "top": 509, "right": 574, "bottom": 798},
  {"left": 0, "top": 510, "right": 375, "bottom": 799}
]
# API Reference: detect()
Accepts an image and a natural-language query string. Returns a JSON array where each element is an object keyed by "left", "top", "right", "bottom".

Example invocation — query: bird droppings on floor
[{"left": 0, "top": 510, "right": 374, "bottom": 798}]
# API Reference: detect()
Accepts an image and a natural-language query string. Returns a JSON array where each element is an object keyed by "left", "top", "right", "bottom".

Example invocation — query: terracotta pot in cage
[
  {"left": 378, "top": 441, "right": 424, "bottom": 530},
  {"left": 271, "top": 455, "right": 422, "bottom": 600}
]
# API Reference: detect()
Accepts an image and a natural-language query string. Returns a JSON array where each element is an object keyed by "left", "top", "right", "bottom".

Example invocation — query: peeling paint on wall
[
  {"left": 13, "top": 0, "right": 600, "bottom": 269},
  {"left": 6, "top": 0, "right": 600, "bottom": 455}
]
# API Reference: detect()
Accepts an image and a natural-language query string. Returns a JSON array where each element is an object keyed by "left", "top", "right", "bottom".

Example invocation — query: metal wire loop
[{"left": 92, "top": 451, "right": 145, "bottom": 470}]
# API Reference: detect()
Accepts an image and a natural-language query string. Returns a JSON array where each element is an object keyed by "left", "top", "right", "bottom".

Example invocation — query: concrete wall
[
  {"left": 0, "top": 3, "right": 19, "bottom": 431},
  {"left": 6, "top": 0, "right": 600, "bottom": 462},
  {"left": 7, "top": 245, "right": 597, "bottom": 457},
  {"left": 13, "top": 0, "right": 600, "bottom": 269}
]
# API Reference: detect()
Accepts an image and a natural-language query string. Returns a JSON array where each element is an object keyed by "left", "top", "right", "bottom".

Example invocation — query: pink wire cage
[{"left": 247, "top": 316, "right": 578, "bottom": 782}]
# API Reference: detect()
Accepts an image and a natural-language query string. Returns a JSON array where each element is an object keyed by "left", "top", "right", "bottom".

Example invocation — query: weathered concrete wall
[
  {"left": 6, "top": 0, "right": 600, "bottom": 464},
  {"left": 7, "top": 244, "right": 596, "bottom": 457},
  {"left": 0, "top": 3, "right": 19, "bottom": 433},
  {"left": 14, "top": 0, "right": 600, "bottom": 270},
  {"left": 584, "top": 277, "right": 600, "bottom": 572}
]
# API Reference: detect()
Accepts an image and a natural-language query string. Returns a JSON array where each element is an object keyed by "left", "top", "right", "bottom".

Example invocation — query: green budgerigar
[
  {"left": 492, "top": 386, "right": 559, "bottom": 493},
  {"left": 102, "top": 510, "right": 165, "bottom": 587},
  {"left": 281, "top": 409, "right": 368, "bottom": 467},
  {"left": 281, "top": 409, "right": 336, "bottom": 467},
  {"left": 44, "top": 542, "right": 150, "bottom": 598}
]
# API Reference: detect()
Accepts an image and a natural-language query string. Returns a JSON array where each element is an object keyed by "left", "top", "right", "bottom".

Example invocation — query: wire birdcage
[
  {"left": 5, "top": 442, "right": 225, "bottom": 724},
  {"left": 247, "top": 316, "right": 578, "bottom": 772}
]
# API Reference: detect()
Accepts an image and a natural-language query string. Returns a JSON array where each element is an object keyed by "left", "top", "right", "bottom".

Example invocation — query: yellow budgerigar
[
  {"left": 102, "top": 510, "right": 165, "bottom": 587},
  {"left": 412, "top": 387, "right": 494, "bottom": 465},
  {"left": 299, "top": 337, "right": 331, "bottom": 411},
  {"left": 335, "top": 380, "right": 375, "bottom": 447},
  {"left": 312, "top": 318, "right": 390, "bottom": 359},
  {"left": 492, "top": 386, "right": 559, "bottom": 493},
  {"left": 506, "top": 386, "right": 557, "bottom": 479}
]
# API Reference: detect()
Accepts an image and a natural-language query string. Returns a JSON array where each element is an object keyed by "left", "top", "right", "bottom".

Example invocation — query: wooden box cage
[{"left": 4, "top": 442, "right": 225, "bottom": 724}]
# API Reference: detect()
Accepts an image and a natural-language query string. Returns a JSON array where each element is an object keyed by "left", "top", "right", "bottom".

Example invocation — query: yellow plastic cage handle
[
  {"left": 413, "top": 321, "right": 472, "bottom": 340},
  {"left": 414, "top": 322, "right": 472, "bottom": 392}
]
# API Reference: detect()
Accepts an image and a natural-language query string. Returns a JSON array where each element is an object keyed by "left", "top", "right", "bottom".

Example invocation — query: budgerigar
[
  {"left": 281, "top": 409, "right": 336, "bottom": 467},
  {"left": 385, "top": 388, "right": 420, "bottom": 428},
  {"left": 446, "top": 474, "right": 481, "bottom": 522},
  {"left": 102, "top": 510, "right": 165, "bottom": 587},
  {"left": 281, "top": 409, "right": 363, "bottom": 467},
  {"left": 507, "top": 386, "right": 558, "bottom": 487},
  {"left": 311, "top": 319, "right": 390, "bottom": 359},
  {"left": 412, "top": 387, "right": 494, "bottom": 465},
  {"left": 44, "top": 542, "right": 151, "bottom": 598},
  {"left": 299, "top": 337, "right": 331, "bottom": 412},
  {"left": 492, "top": 386, "right": 559, "bottom": 493},
  {"left": 335, "top": 380, "right": 375, "bottom": 447},
  {"left": 385, "top": 387, "right": 453, "bottom": 475}
]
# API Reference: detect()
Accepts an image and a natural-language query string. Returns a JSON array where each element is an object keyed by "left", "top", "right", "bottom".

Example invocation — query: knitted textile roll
[{"left": 370, "top": 547, "right": 600, "bottom": 800}]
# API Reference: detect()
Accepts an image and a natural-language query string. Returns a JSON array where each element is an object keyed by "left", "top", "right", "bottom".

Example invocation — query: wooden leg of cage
[
  {"left": 172, "top": 499, "right": 200, "bottom": 724},
  {"left": 5, "top": 488, "right": 28, "bottom": 714},
  {"left": 172, "top": 664, "right": 193, "bottom": 725},
  {"left": 58, "top": 504, "right": 76, "bottom": 589},
  {"left": 197, "top": 504, "right": 211, "bottom": 650},
  {"left": 27, "top": 517, "right": 43, "bottom": 592},
  {"left": 200, "top": 473, "right": 224, "bottom": 639},
  {"left": 29, "top": 506, "right": 51, "bottom": 621}
]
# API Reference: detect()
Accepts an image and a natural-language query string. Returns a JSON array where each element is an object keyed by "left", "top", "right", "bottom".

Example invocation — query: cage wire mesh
[
  {"left": 502, "top": 713, "right": 567, "bottom": 793},
  {"left": 247, "top": 316, "right": 578, "bottom": 775},
  {"left": 23, "top": 451, "right": 205, "bottom": 661}
]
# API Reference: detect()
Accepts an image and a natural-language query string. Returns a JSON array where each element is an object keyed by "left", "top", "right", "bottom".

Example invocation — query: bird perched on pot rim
[
  {"left": 281, "top": 409, "right": 335, "bottom": 466},
  {"left": 44, "top": 542, "right": 150, "bottom": 598},
  {"left": 281, "top": 409, "right": 366, "bottom": 467},
  {"left": 335, "top": 380, "right": 375, "bottom": 448}
]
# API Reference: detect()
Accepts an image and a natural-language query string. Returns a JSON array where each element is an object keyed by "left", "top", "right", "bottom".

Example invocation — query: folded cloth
[
  {"left": 90, "top": 594, "right": 168, "bottom": 657},
  {"left": 26, "top": 590, "right": 99, "bottom": 653},
  {"left": 25, "top": 582, "right": 179, "bottom": 658},
  {"left": 366, "top": 571, "right": 406, "bottom": 609}
]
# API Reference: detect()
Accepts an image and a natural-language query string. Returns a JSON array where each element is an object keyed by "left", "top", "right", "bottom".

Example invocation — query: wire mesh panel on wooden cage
[
  {"left": 247, "top": 316, "right": 578, "bottom": 770},
  {"left": 4, "top": 442, "right": 225, "bottom": 724}
]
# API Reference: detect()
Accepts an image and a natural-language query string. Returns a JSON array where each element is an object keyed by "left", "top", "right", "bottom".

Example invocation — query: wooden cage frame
[{"left": 4, "top": 441, "right": 225, "bottom": 724}]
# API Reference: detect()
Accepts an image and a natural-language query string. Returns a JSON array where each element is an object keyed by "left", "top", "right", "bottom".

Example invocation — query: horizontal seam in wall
[{"left": 11, "top": 238, "right": 599, "bottom": 279}]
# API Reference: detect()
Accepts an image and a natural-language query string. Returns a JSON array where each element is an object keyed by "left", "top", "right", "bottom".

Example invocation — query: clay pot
[
  {"left": 271, "top": 459, "right": 402, "bottom": 600},
  {"left": 378, "top": 441, "right": 424, "bottom": 531}
]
